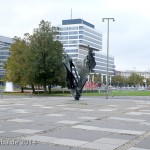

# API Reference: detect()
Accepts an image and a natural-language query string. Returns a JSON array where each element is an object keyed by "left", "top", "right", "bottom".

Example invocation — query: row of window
[
  {"left": 0, "top": 56, "right": 8, "bottom": 59},
  {"left": 64, "top": 49, "right": 78, "bottom": 53},
  {"left": 59, "top": 35, "right": 101, "bottom": 46},
  {"left": 59, "top": 26, "right": 102, "bottom": 37},
  {"left": 93, "top": 69, "right": 114, "bottom": 75},
  {"left": 94, "top": 65, "right": 114, "bottom": 71},
  {"left": 0, "top": 52, "right": 10, "bottom": 55},
  {"left": 81, "top": 26, "right": 102, "bottom": 37},
  {"left": 94, "top": 54, "right": 114, "bottom": 61},
  {"left": 60, "top": 26, "right": 78, "bottom": 31},
  {"left": 60, "top": 31, "right": 79, "bottom": 35},
  {"left": 82, "top": 40, "right": 102, "bottom": 50},
  {"left": 95, "top": 57, "right": 114, "bottom": 64},
  {"left": 61, "top": 39, "right": 101, "bottom": 50},
  {"left": 0, "top": 47, "right": 10, "bottom": 50},
  {"left": 68, "top": 54, "right": 78, "bottom": 57},
  {"left": 80, "top": 35, "right": 101, "bottom": 45},
  {"left": 96, "top": 61, "right": 115, "bottom": 68},
  {"left": 79, "top": 31, "right": 102, "bottom": 41},
  {"left": 59, "top": 31, "right": 102, "bottom": 42}
]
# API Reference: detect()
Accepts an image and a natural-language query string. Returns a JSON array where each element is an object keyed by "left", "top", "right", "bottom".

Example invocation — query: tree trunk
[
  {"left": 43, "top": 74, "right": 47, "bottom": 93},
  {"left": 31, "top": 84, "right": 35, "bottom": 93},
  {"left": 48, "top": 85, "right": 51, "bottom": 93},
  {"left": 21, "top": 86, "right": 24, "bottom": 93}
]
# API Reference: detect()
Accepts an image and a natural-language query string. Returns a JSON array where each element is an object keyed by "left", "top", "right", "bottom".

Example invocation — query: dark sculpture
[{"left": 63, "top": 46, "right": 96, "bottom": 100}]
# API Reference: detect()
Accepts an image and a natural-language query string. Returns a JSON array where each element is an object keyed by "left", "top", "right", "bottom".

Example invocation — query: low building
[{"left": 115, "top": 70, "right": 150, "bottom": 79}]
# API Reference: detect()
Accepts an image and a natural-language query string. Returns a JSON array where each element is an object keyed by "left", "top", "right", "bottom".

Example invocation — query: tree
[
  {"left": 128, "top": 73, "right": 144, "bottom": 86},
  {"left": 4, "top": 36, "right": 29, "bottom": 92},
  {"left": 28, "top": 20, "right": 65, "bottom": 93},
  {"left": 4, "top": 20, "right": 65, "bottom": 93},
  {"left": 112, "top": 75, "right": 126, "bottom": 87},
  {"left": 93, "top": 73, "right": 101, "bottom": 83}
]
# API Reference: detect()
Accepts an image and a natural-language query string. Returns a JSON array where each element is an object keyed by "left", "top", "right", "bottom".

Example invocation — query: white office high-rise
[{"left": 58, "top": 19, "right": 115, "bottom": 83}]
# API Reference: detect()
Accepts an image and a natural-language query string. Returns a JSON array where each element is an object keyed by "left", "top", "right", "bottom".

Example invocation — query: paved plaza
[{"left": 0, "top": 95, "right": 150, "bottom": 150}]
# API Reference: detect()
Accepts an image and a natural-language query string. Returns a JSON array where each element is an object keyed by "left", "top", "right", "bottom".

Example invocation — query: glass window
[
  {"left": 68, "top": 40, "right": 78, "bottom": 44},
  {"left": 60, "top": 32, "right": 68, "bottom": 35},
  {"left": 69, "top": 27, "right": 78, "bottom": 30},
  {"left": 69, "top": 31, "right": 78, "bottom": 35},
  {"left": 79, "top": 35, "right": 83, "bottom": 39},
  {"left": 69, "top": 36, "right": 78, "bottom": 39},
  {"left": 60, "top": 27, "right": 68, "bottom": 31},
  {"left": 65, "top": 49, "right": 78, "bottom": 53},
  {"left": 68, "top": 45, "right": 78, "bottom": 47},
  {"left": 59, "top": 36, "right": 68, "bottom": 40}
]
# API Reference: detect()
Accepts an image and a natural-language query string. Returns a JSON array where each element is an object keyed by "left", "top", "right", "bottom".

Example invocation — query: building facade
[
  {"left": 58, "top": 19, "right": 115, "bottom": 83},
  {"left": 0, "top": 35, "right": 13, "bottom": 78},
  {"left": 116, "top": 70, "right": 150, "bottom": 79}
]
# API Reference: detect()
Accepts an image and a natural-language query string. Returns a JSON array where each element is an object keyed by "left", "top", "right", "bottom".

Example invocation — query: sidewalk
[{"left": 0, "top": 96, "right": 150, "bottom": 150}]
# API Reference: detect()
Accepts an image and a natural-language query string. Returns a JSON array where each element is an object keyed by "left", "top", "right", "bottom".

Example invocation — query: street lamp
[{"left": 102, "top": 18, "right": 115, "bottom": 99}]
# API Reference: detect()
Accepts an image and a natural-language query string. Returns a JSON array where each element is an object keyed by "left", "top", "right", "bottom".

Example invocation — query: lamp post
[{"left": 102, "top": 18, "right": 115, "bottom": 99}]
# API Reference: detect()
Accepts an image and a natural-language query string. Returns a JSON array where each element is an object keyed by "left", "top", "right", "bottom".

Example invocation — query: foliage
[
  {"left": 128, "top": 73, "right": 144, "bottom": 86},
  {"left": 28, "top": 20, "right": 65, "bottom": 92},
  {"left": 4, "top": 36, "right": 29, "bottom": 92},
  {"left": 111, "top": 75, "right": 126, "bottom": 86},
  {"left": 4, "top": 20, "right": 65, "bottom": 93},
  {"left": 93, "top": 73, "right": 101, "bottom": 83}
]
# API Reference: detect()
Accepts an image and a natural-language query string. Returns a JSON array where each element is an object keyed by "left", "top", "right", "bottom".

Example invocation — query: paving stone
[
  {"left": 108, "top": 117, "right": 145, "bottom": 122},
  {"left": 63, "top": 108, "right": 79, "bottom": 111},
  {"left": 104, "top": 133, "right": 137, "bottom": 140},
  {"left": 79, "top": 117, "right": 97, "bottom": 120},
  {"left": 0, "top": 131, "right": 5, "bottom": 134},
  {"left": 126, "top": 112, "right": 143, "bottom": 116},
  {"left": 140, "top": 122, "right": 150, "bottom": 126},
  {"left": 56, "top": 105, "right": 68, "bottom": 107},
  {"left": 127, "top": 107, "right": 143, "bottom": 110},
  {"left": 47, "top": 114, "right": 66, "bottom": 117},
  {"left": 39, "top": 106, "right": 54, "bottom": 109},
  {"left": 56, "top": 120, "right": 80, "bottom": 124},
  {"left": 42, "top": 127, "right": 111, "bottom": 141},
  {"left": 32, "top": 104, "right": 45, "bottom": 107},
  {"left": 0, "top": 144, "right": 78, "bottom": 150},
  {"left": 78, "top": 109, "right": 94, "bottom": 112},
  {"left": 128, "top": 147, "right": 149, "bottom": 150},
  {"left": 135, "top": 137, "right": 150, "bottom": 149},
  {"left": 11, "top": 129, "right": 43, "bottom": 134},
  {"left": 7, "top": 118, "right": 33, "bottom": 123},
  {"left": 22, "top": 135, "right": 60, "bottom": 143},
  {"left": 80, "top": 142, "right": 118, "bottom": 150},
  {"left": 72, "top": 125, "right": 145, "bottom": 135},
  {"left": 98, "top": 108, "right": 117, "bottom": 111},
  {"left": 52, "top": 138, "right": 88, "bottom": 147},
  {"left": 11, "top": 109, "right": 30, "bottom": 114},
  {"left": 93, "top": 137, "right": 129, "bottom": 145}
]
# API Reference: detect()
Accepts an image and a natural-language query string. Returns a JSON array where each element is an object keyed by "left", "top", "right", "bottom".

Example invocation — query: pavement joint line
[{"left": 114, "top": 130, "right": 150, "bottom": 150}]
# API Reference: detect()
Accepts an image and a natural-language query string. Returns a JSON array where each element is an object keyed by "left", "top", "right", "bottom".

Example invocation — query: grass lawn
[
  {"left": 3, "top": 90, "right": 150, "bottom": 97},
  {"left": 82, "top": 90, "right": 150, "bottom": 96}
]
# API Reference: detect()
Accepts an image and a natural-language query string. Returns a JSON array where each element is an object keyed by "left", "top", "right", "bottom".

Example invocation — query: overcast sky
[{"left": 0, "top": 0, "right": 150, "bottom": 71}]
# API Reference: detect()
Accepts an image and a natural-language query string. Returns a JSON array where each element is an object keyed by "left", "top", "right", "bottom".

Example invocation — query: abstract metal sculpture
[{"left": 63, "top": 46, "right": 96, "bottom": 100}]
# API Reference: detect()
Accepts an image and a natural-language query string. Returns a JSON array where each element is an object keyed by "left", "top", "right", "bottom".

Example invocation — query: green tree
[
  {"left": 4, "top": 36, "right": 29, "bottom": 92},
  {"left": 112, "top": 75, "right": 126, "bottom": 87},
  {"left": 128, "top": 73, "right": 144, "bottom": 86},
  {"left": 29, "top": 20, "right": 65, "bottom": 93},
  {"left": 93, "top": 73, "right": 101, "bottom": 82}
]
